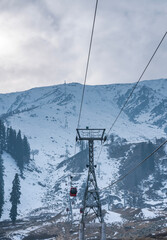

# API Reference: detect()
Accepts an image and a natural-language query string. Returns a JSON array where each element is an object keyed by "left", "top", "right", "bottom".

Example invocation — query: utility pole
[
  {"left": 66, "top": 176, "right": 73, "bottom": 224},
  {"left": 76, "top": 127, "right": 106, "bottom": 240},
  {"left": 64, "top": 81, "right": 69, "bottom": 160},
  {"left": 69, "top": 194, "right": 73, "bottom": 223},
  {"left": 64, "top": 81, "right": 68, "bottom": 129},
  {"left": 66, "top": 195, "right": 73, "bottom": 223}
]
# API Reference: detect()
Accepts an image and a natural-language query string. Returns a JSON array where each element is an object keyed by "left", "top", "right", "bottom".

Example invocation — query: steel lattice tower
[{"left": 76, "top": 128, "right": 106, "bottom": 240}]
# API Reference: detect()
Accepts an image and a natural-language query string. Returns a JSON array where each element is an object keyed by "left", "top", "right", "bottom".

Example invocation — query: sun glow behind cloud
[{"left": 0, "top": 0, "right": 167, "bottom": 93}]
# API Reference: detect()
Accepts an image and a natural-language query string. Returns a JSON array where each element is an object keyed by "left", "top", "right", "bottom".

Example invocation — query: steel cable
[
  {"left": 101, "top": 139, "right": 167, "bottom": 191},
  {"left": 97, "top": 32, "right": 167, "bottom": 161},
  {"left": 77, "top": 0, "right": 99, "bottom": 128}
]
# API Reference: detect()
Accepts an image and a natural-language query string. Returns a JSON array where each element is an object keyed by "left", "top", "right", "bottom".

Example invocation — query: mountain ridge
[{"left": 0, "top": 78, "right": 166, "bottom": 223}]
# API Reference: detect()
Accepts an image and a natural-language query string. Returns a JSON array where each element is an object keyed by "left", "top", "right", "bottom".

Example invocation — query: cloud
[{"left": 0, "top": 0, "right": 167, "bottom": 93}]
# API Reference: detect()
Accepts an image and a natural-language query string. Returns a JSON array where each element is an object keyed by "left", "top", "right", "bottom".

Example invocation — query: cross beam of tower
[{"left": 76, "top": 127, "right": 106, "bottom": 240}]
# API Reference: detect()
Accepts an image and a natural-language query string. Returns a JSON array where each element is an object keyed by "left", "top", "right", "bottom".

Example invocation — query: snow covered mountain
[{"left": 0, "top": 78, "right": 167, "bottom": 221}]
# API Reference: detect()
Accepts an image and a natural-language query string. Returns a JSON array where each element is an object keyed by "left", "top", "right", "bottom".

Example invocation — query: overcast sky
[{"left": 0, "top": 0, "right": 167, "bottom": 93}]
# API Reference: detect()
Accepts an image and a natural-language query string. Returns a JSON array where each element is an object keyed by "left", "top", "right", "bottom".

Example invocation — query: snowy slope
[
  {"left": 2, "top": 152, "right": 43, "bottom": 220},
  {"left": 0, "top": 78, "right": 167, "bottom": 220}
]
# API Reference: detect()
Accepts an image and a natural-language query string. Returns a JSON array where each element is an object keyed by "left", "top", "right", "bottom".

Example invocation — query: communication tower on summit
[
  {"left": 64, "top": 81, "right": 69, "bottom": 160},
  {"left": 64, "top": 81, "right": 68, "bottom": 129}
]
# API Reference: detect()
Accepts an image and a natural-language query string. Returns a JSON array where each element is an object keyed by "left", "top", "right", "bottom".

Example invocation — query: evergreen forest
[
  {"left": 0, "top": 120, "right": 30, "bottom": 219},
  {"left": 0, "top": 120, "right": 31, "bottom": 171}
]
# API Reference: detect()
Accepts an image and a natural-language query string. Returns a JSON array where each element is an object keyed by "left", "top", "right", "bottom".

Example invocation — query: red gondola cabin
[
  {"left": 70, "top": 187, "right": 77, "bottom": 197},
  {"left": 80, "top": 208, "right": 84, "bottom": 214}
]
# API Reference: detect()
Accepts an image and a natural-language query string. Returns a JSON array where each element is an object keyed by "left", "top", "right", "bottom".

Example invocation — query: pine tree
[
  {"left": 16, "top": 130, "right": 24, "bottom": 171},
  {"left": 0, "top": 120, "right": 5, "bottom": 153},
  {"left": 6, "top": 127, "right": 16, "bottom": 156},
  {"left": 23, "top": 136, "right": 30, "bottom": 164},
  {"left": 9, "top": 173, "right": 21, "bottom": 224},
  {"left": 11, "top": 129, "right": 17, "bottom": 158},
  {"left": 0, "top": 154, "right": 4, "bottom": 218}
]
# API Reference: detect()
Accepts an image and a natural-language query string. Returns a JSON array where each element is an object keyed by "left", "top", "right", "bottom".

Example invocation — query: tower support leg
[
  {"left": 101, "top": 222, "right": 106, "bottom": 240},
  {"left": 79, "top": 223, "right": 84, "bottom": 240}
]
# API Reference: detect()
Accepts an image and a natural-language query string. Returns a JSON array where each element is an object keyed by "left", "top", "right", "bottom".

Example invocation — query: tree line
[
  {"left": 0, "top": 120, "right": 30, "bottom": 222},
  {"left": 0, "top": 164, "right": 21, "bottom": 223},
  {"left": 0, "top": 120, "right": 30, "bottom": 171}
]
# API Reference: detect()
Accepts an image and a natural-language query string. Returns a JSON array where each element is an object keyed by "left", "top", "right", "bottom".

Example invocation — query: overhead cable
[
  {"left": 97, "top": 31, "right": 167, "bottom": 161},
  {"left": 101, "top": 138, "right": 167, "bottom": 191},
  {"left": 77, "top": 0, "right": 99, "bottom": 128},
  {"left": 107, "top": 31, "right": 167, "bottom": 136}
]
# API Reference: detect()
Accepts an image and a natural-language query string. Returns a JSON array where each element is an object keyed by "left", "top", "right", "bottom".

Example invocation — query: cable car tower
[{"left": 76, "top": 127, "right": 106, "bottom": 240}]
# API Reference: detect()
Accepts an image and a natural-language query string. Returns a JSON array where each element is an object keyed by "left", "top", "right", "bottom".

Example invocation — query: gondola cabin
[
  {"left": 80, "top": 208, "right": 84, "bottom": 214},
  {"left": 70, "top": 187, "right": 77, "bottom": 197}
]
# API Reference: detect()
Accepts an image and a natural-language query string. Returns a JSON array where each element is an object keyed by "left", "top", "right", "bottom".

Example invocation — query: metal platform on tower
[
  {"left": 76, "top": 127, "right": 106, "bottom": 240},
  {"left": 76, "top": 128, "right": 105, "bottom": 141}
]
